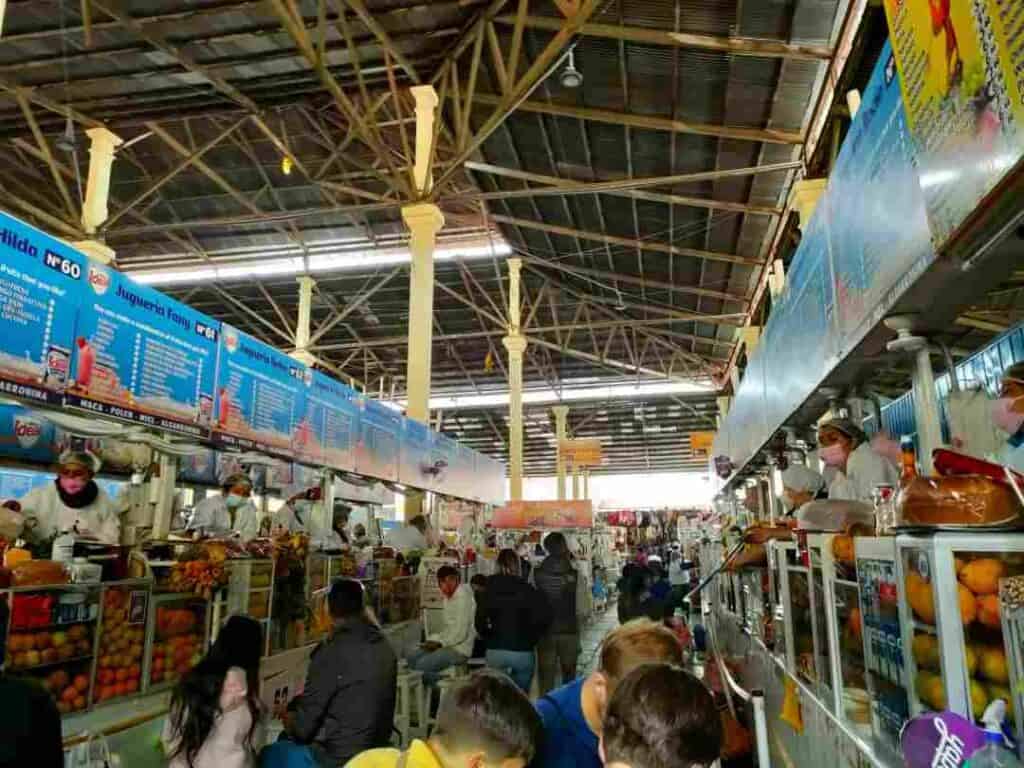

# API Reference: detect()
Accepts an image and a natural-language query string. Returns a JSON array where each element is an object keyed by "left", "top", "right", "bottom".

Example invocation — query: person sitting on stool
[{"left": 409, "top": 566, "right": 476, "bottom": 686}]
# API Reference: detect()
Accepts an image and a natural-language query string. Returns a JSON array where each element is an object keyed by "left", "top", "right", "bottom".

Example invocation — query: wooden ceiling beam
[
  {"left": 490, "top": 213, "right": 762, "bottom": 267},
  {"left": 493, "top": 14, "right": 833, "bottom": 61},
  {"left": 466, "top": 91, "right": 803, "bottom": 144}
]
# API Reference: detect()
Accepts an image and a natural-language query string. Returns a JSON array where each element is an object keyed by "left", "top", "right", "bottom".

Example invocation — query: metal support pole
[
  {"left": 504, "top": 258, "right": 526, "bottom": 501},
  {"left": 402, "top": 202, "right": 445, "bottom": 423},
  {"left": 553, "top": 405, "right": 569, "bottom": 500},
  {"left": 292, "top": 275, "right": 316, "bottom": 366},
  {"left": 751, "top": 691, "right": 772, "bottom": 768},
  {"left": 912, "top": 343, "right": 943, "bottom": 475}
]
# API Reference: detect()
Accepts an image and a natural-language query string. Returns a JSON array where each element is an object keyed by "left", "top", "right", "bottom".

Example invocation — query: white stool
[{"left": 395, "top": 669, "right": 426, "bottom": 746}]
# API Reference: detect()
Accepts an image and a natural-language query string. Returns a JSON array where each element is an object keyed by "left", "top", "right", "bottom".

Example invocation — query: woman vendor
[
  {"left": 741, "top": 464, "right": 827, "bottom": 548},
  {"left": 188, "top": 472, "right": 262, "bottom": 541},
  {"left": 819, "top": 418, "right": 899, "bottom": 502},
  {"left": 2, "top": 450, "right": 125, "bottom": 545},
  {"left": 991, "top": 362, "right": 1024, "bottom": 472}
]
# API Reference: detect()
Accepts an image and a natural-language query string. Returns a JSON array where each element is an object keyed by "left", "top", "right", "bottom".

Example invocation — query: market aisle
[{"left": 577, "top": 606, "right": 620, "bottom": 675}]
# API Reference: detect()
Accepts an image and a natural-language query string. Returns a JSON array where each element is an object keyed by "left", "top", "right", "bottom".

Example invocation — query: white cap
[{"left": 781, "top": 464, "right": 825, "bottom": 494}]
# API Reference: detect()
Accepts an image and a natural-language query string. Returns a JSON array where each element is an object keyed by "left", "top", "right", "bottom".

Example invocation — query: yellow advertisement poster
[{"left": 883, "top": 0, "right": 1024, "bottom": 247}]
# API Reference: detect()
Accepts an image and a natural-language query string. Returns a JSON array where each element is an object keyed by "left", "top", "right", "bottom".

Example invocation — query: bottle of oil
[{"left": 899, "top": 436, "right": 918, "bottom": 486}]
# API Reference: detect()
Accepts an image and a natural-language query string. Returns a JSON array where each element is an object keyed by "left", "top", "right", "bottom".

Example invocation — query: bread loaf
[{"left": 898, "top": 475, "right": 1022, "bottom": 527}]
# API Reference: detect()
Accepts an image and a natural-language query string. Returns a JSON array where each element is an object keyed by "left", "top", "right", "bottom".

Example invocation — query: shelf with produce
[{"left": 10, "top": 617, "right": 99, "bottom": 632}]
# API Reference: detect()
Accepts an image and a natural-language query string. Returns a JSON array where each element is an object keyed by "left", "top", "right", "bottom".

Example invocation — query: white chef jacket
[
  {"left": 15, "top": 482, "right": 125, "bottom": 545},
  {"left": 272, "top": 501, "right": 312, "bottom": 534},
  {"left": 433, "top": 583, "right": 476, "bottom": 657},
  {"left": 189, "top": 495, "right": 262, "bottom": 541},
  {"left": 828, "top": 442, "right": 900, "bottom": 502}
]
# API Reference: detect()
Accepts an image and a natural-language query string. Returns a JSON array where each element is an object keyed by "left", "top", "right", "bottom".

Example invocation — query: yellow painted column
[
  {"left": 291, "top": 275, "right": 317, "bottom": 366},
  {"left": 553, "top": 405, "right": 569, "bottom": 500},
  {"left": 402, "top": 203, "right": 445, "bottom": 422},
  {"left": 504, "top": 257, "right": 526, "bottom": 501},
  {"left": 81, "top": 126, "right": 123, "bottom": 234},
  {"left": 788, "top": 177, "right": 828, "bottom": 230},
  {"left": 571, "top": 465, "right": 580, "bottom": 500},
  {"left": 583, "top": 468, "right": 590, "bottom": 501}
]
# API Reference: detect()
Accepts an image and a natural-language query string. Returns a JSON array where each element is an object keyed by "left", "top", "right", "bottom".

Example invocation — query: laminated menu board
[
  {"left": 294, "top": 371, "right": 358, "bottom": 472},
  {"left": 884, "top": 0, "right": 1024, "bottom": 248},
  {"left": 0, "top": 211, "right": 82, "bottom": 404},
  {"left": 398, "top": 417, "right": 433, "bottom": 489},
  {"left": 456, "top": 442, "right": 478, "bottom": 501},
  {"left": 354, "top": 398, "right": 400, "bottom": 482},
  {"left": 66, "top": 262, "right": 220, "bottom": 437},
  {"left": 429, "top": 431, "right": 459, "bottom": 494},
  {"left": 212, "top": 324, "right": 307, "bottom": 457}
]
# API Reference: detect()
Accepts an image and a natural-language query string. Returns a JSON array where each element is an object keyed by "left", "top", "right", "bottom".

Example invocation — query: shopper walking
[
  {"left": 535, "top": 621, "right": 684, "bottom": 768},
  {"left": 0, "top": 597, "right": 63, "bottom": 768},
  {"left": 533, "top": 532, "right": 584, "bottom": 694},
  {"left": 163, "top": 615, "right": 265, "bottom": 768},
  {"left": 263, "top": 579, "right": 396, "bottom": 768},
  {"left": 476, "top": 549, "right": 552, "bottom": 692}
]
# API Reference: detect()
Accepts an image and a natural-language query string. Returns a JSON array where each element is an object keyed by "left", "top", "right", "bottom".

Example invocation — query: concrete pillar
[
  {"left": 291, "top": 275, "right": 317, "bottom": 366},
  {"left": 739, "top": 326, "right": 761, "bottom": 356},
  {"left": 0, "top": 1, "right": 6, "bottom": 38},
  {"left": 583, "top": 468, "right": 590, "bottom": 501},
  {"left": 912, "top": 344, "right": 942, "bottom": 475},
  {"left": 409, "top": 85, "right": 439, "bottom": 195},
  {"left": 150, "top": 451, "right": 178, "bottom": 540},
  {"left": 846, "top": 89, "right": 862, "bottom": 118},
  {"left": 402, "top": 203, "right": 444, "bottom": 423},
  {"left": 571, "top": 465, "right": 580, "bottom": 500},
  {"left": 553, "top": 405, "right": 569, "bottom": 500},
  {"left": 788, "top": 177, "right": 828, "bottom": 229},
  {"left": 504, "top": 257, "right": 527, "bottom": 501},
  {"left": 81, "top": 126, "right": 123, "bottom": 234}
]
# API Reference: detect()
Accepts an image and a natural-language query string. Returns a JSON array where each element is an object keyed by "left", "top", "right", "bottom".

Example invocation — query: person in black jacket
[
  {"left": 265, "top": 578, "right": 397, "bottom": 768},
  {"left": 476, "top": 549, "right": 552, "bottom": 692},
  {"left": 533, "top": 532, "right": 582, "bottom": 694},
  {"left": 0, "top": 598, "right": 63, "bottom": 768}
]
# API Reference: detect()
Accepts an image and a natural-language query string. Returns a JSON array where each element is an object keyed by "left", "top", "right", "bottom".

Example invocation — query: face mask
[
  {"left": 992, "top": 396, "right": 1024, "bottom": 435},
  {"left": 820, "top": 443, "right": 847, "bottom": 468},
  {"left": 59, "top": 476, "right": 88, "bottom": 495},
  {"left": 225, "top": 493, "right": 247, "bottom": 509}
]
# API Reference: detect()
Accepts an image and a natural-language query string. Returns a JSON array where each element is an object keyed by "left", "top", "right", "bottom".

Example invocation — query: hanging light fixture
[
  {"left": 281, "top": 155, "right": 293, "bottom": 175},
  {"left": 560, "top": 47, "right": 583, "bottom": 89},
  {"left": 55, "top": 115, "right": 77, "bottom": 153}
]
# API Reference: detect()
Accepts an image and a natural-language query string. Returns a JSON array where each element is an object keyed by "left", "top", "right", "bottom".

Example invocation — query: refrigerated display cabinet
[
  {"left": 896, "top": 533, "right": 1024, "bottom": 746},
  {"left": 779, "top": 540, "right": 824, "bottom": 694},
  {"left": 804, "top": 534, "right": 836, "bottom": 712},
  {"left": 143, "top": 592, "right": 210, "bottom": 693},
  {"left": 739, "top": 567, "right": 768, "bottom": 638},
  {"left": 771, "top": 541, "right": 796, "bottom": 673},
  {"left": 214, "top": 558, "right": 275, "bottom": 655}
]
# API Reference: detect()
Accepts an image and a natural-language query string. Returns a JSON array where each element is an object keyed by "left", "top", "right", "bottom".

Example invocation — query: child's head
[
  {"left": 600, "top": 664, "right": 721, "bottom": 768},
  {"left": 431, "top": 670, "right": 543, "bottom": 768}
]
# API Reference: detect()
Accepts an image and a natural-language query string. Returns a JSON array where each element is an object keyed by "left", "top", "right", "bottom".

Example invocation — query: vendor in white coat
[
  {"left": 990, "top": 363, "right": 1024, "bottom": 473},
  {"left": 1, "top": 450, "right": 124, "bottom": 544},
  {"left": 188, "top": 472, "right": 262, "bottom": 541},
  {"left": 819, "top": 418, "right": 899, "bottom": 502}
]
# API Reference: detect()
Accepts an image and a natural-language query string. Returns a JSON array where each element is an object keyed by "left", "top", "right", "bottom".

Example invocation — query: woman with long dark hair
[
  {"left": 476, "top": 548, "right": 551, "bottom": 692},
  {"left": 162, "top": 615, "right": 264, "bottom": 768}
]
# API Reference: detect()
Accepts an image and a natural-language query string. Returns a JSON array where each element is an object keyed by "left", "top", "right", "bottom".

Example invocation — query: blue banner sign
[
  {"left": 66, "top": 262, "right": 220, "bottom": 437},
  {"left": 355, "top": 398, "right": 401, "bottom": 482},
  {"left": 296, "top": 371, "right": 358, "bottom": 472},
  {"left": 0, "top": 211, "right": 82, "bottom": 404},
  {"left": 212, "top": 325, "right": 307, "bottom": 457},
  {"left": 399, "top": 417, "right": 433, "bottom": 488}
]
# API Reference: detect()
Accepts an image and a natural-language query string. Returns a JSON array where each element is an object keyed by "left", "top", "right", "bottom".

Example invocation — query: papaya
[
  {"left": 980, "top": 646, "right": 1009, "bottom": 684},
  {"left": 912, "top": 633, "right": 940, "bottom": 670},
  {"left": 907, "top": 571, "right": 936, "bottom": 624},
  {"left": 970, "top": 679, "right": 988, "bottom": 720},
  {"left": 959, "top": 558, "right": 1006, "bottom": 596},
  {"left": 847, "top": 607, "right": 863, "bottom": 640},
  {"left": 966, "top": 644, "right": 980, "bottom": 676}
]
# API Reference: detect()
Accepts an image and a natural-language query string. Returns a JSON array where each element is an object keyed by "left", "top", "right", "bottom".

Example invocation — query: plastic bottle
[
  {"left": 51, "top": 528, "right": 75, "bottom": 563},
  {"left": 966, "top": 700, "right": 1022, "bottom": 768}
]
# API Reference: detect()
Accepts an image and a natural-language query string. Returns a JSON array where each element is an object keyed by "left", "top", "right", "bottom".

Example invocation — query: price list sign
[
  {"left": 67, "top": 263, "right": 220, "bottom": 437},
  {"left": 212, "top": 325, "right": 307, "bottom": 456},
  {"left": 0, "top": 211, "right": 83, "bottom": 404},
  {"left": 355, "top": 397, "right": 400, "bottom": 482},
  {"left": 296, "top": 371, "right": 358, "bottom": 472}
]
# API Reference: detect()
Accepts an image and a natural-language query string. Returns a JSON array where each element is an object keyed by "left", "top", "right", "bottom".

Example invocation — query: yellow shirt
[{"left": 346, "top": 740, "right": 444, "bottom": 768}]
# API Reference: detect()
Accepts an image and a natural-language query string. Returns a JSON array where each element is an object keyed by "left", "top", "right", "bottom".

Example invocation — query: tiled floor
[{"left": 577, "top": 606, "right": 620, "bottom": 674}]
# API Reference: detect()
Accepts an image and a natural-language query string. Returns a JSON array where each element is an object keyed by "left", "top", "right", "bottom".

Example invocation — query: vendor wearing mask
[
  {"left": 740, "top": 465, "right": 826, "bottom": 549},
  {"left": 819, "top": 418, "right": 899, "bottom": 502},
  {"left": 188, "top": 472, "right": 261, "bottom": 541},
  {"left": 2, "top": 450, "right": 124, "bottom": 545},
  {"left": 274, "top": 486, "right": 320, "bottom": 534},
  {"left": 991, "top": 363, "right": 1024, "bottom": 472}
]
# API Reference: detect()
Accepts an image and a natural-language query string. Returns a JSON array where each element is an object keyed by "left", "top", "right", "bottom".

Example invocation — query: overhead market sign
[{"left": 560, "top": 438, "right": 602, "bottom": 467}]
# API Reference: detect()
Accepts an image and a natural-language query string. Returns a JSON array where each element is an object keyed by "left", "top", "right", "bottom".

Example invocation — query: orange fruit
[
  {"left": 959, "top": 558, "right": 1006, "bottom": 596},
  {"left": 959, "top": 584, "right": 977, "bottom": 625},
  {"left": 907, "top": 572, "right": 937, "bottom": 624},
  {"left": 978, "top": 594, "right": 1002, "bottom": 629}
]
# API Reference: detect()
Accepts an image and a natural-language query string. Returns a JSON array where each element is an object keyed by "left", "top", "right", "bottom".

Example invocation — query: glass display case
[
  {"left": 740, "top": 568, "right": 768, "bottom": 638},
  {"left": 897, "top": 533, "right": 1024, "bottom": 744},
  {"left": 771, "top": 541, "right": 795, "bottom": 671},
  {"left": 806, "top": 534, "right": 835, "bottom": 711},
  {"left": 855, "top": 537, "right": 908, "bottom": 759},
  {"left": 780, "top": 541, "right": 818, "bottom": 687},
  {"left": 217, "top": 559, "right": 274, "bottom": 655},
  {"left": 93, "top": 581, "right": 151, "bottom": 707},
  {"left": 143, "top": 592, "right": 210, "bottom": 693}
]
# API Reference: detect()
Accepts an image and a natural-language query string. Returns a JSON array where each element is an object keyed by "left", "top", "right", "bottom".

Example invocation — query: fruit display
[
  {"left": 45, "top": 667, "right": 91, "bottom": 715},
  {"left": 167, "top": 560, "right": 227, "bottom": 600},
  {"left": 93, "top": 588, "right": 144, "bottom": 705},
  {"left": 148, "top": 600, "right": 205, "bottom": 688},
  {"left": 5, "top": 622, "right": 93, "bottom": 670}
]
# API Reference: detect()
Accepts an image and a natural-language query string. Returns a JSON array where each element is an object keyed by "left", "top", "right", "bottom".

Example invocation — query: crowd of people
[{"left": 0, "top": 536, "right": 719, "bottom": 768}]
